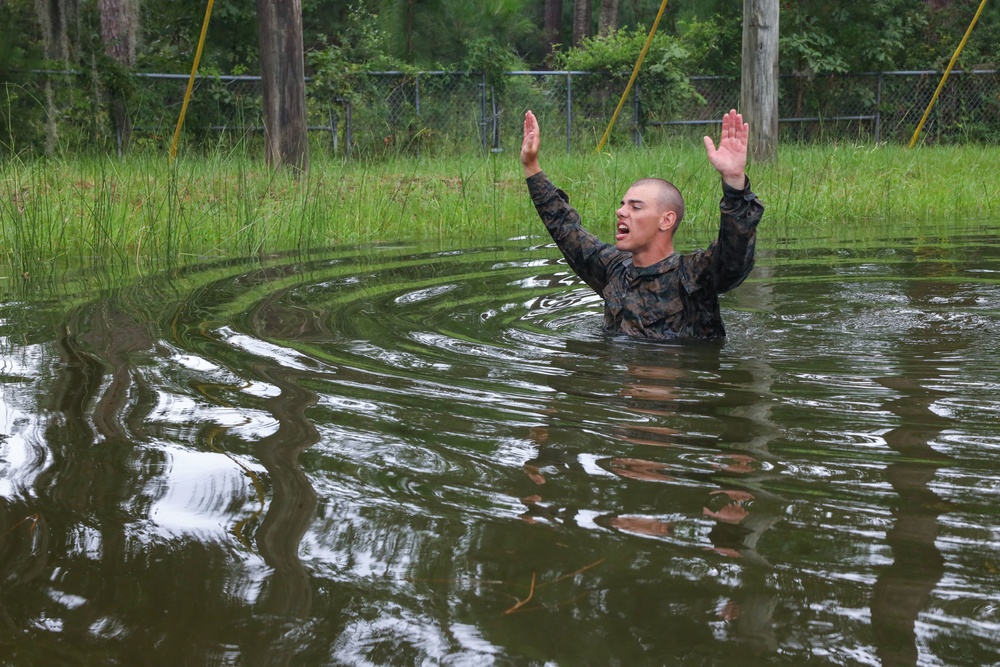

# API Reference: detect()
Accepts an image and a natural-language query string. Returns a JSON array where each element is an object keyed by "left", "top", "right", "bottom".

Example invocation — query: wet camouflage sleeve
[
  {"left": 684, "top": 178, "right": 763, "bottom": 296},
  {"left": 525, "top": 172, "right": 624, "bottom": 296},
  {"left": 526, "top": 171, "right": 764, "bottom": 340}
]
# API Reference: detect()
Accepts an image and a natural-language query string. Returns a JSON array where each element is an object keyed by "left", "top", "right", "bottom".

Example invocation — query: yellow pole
[
  {"left": 171, "top": 0, "right": 216, "bottom": 160},
  {"left": 595, "top": 0, "right": 670, "bottom": 153},
  {"left": 908, "top": 0, "right": 988, "bottom": 148}
]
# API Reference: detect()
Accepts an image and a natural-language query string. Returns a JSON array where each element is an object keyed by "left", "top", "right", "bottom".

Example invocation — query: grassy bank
[{"left": 2, "top": 142, "right": 998, "bottom": 274}]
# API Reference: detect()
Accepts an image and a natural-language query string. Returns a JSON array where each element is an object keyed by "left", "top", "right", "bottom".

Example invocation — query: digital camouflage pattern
[{"left": 527, "top": 172, "right": 764, "bottom": 340}]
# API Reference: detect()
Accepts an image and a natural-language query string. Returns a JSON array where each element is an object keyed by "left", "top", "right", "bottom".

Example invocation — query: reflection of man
[
  {"left": 703, "top": 486, "right": 781, "bottom": 567},
  {"left": 520, "top": 109, "right": 764, "bottom": 339}
]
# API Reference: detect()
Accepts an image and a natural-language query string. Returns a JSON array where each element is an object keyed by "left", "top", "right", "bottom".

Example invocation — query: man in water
[{"left": 520, "top": 108, "right": 764, "bottom": 340}]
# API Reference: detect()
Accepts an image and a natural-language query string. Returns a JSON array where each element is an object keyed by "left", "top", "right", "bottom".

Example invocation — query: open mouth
[{"left": 616, "top": 222, "right": 630, "bottom": 241}]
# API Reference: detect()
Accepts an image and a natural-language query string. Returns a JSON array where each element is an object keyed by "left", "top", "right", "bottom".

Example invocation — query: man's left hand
[{"left": 704, "top": 109, "right": 748, "bottom": 189}]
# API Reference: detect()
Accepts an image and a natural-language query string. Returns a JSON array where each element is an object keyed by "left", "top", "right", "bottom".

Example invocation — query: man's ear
[{"left": 659, "top": 210, "right": 677, "bottom": 232}]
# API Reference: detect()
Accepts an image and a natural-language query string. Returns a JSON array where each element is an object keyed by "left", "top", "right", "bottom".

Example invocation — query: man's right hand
[{"left": 521, "top": 110, "right": 542, "bottom": 178}]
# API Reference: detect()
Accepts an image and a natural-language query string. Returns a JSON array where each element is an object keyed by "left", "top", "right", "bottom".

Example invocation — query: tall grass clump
[
  {"left": 2, "top": 139, "right": 998, "bottom": 278},
  {"left": 0, "top": 153, "right": 53, "bottom": 276},
  {"left": 758, "top": 142, "right": 999, "bottom": 246}
]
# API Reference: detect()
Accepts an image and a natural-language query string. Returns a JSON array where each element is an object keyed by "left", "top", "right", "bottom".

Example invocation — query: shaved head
[{"left": 631, "top": 178, "right": 685, "bottom": 227}]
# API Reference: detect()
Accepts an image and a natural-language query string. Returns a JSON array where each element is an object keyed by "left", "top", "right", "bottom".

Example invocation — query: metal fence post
[
  {"left": 490, "top": 84, "right": 501, "bottom": 152},
  {"left": 330, "top": 106, "right": 338, "bottom": 154},
  {"left": 876, "top": 72, "right": 883, "bottom": 143},
  {"left": 345, "top": 100, "right": 352, "bottom": 158},
  {"left": 566, "top": 72, "right": 573, "bottom": 154},
  {"left": 415, "top": 73, "right": 421, "bottom": 157},
  {"left": 480, "top": 73, "right": 488, "bottom": 153}
]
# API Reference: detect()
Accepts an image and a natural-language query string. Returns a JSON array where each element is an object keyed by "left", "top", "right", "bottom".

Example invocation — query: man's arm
[
  {"left": 521, "top": 110, "right": 620, "bottom": 296},
  {"left": 684, "top": 110, "right": 763, "bottom": 294}
]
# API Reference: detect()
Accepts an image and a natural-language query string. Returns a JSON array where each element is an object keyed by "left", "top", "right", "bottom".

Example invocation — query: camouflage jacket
[{"left": 527, "top": 172, "right": 764, "bottom": 340}]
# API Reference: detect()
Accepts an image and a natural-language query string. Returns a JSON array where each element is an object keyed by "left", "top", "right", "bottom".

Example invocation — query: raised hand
[
  {"left": 703, "top": 109, "right": 748, "bottom": 189},
  {"left": 521, "top": 110, "right": 541, "bottom": 178}
]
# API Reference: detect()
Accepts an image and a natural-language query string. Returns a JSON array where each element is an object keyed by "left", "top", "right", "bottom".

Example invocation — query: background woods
[{"left": 0, "top": 0, "right": 998, "bottom": 156}]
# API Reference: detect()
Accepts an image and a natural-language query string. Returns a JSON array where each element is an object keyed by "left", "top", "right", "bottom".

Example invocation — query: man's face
[{"left": 614, "top": 182, "right": 671, "bottom": 254}]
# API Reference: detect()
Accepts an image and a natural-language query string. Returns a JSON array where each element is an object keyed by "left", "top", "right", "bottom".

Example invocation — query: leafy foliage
[
  {"left": 376, "top": 0, "right": 537, "bottom": 66},
  {"left": 922, "top": 0, "right": 1000, "bottom": 70},
  {"left": 555, "top": 27, "right": 703, "bottom": 125},
  {"left": 140, "top": 0, "right": 260, "bottom": 73},
  {"left": 779, "top": 0, "right": 927, "bottom": 74},
  {"left": 462, "top": 36, "right": 528, "bottom": 93},
  {"left": 676, "top": 15, "right": 742, "bottom": 77},
  {"left": 306, "top": 4, "right": 403, "bottom": 101}
]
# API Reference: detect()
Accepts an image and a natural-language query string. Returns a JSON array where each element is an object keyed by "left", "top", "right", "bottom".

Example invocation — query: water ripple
[{"left": 2, "top": 233, "right": 1000, "bottom": 664}]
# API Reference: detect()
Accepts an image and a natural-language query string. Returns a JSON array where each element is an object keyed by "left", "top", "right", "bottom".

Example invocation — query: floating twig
[
  {"left": 1, "top": 513, "right": 40, "bottom": 540},
  {"left": 504, "top": 572, "right": 536, "bottom": 615},
  {"left": 549, "top": 557, "right": 607, "bottom": 585}
]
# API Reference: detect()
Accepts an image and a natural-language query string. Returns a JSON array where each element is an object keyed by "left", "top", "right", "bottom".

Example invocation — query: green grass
[{"left": 2, "top": 141, "right": 998, "bottom": 278}]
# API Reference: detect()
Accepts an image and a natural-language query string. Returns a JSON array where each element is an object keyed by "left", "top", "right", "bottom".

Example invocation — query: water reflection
[
  {"left": 0, "top": 267, "right": 327, "bottom": 663},
  {"left": 513, "top": 338, "right": 788, "bottom": 658},
  {"left": 242, "top": 348, "right": 319, "bottom": 663},
  {"left": 0, "top": 233, "right": 999, "bottom": 664},
  {"left": 871, "top": 369, "right": 950, "bottom": 667},
  {"left": 870, "top": 258, "right": 961, "bottom": 667}
]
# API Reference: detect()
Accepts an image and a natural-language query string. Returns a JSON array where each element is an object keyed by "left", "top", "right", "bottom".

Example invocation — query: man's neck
[{"left": 630, "top": 243, "right": 675, "bottom": 268}]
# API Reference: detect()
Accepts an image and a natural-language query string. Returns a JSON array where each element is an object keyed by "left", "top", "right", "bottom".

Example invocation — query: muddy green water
[{"left": 1, "top": 226, "right": 999, "bottom": 666}]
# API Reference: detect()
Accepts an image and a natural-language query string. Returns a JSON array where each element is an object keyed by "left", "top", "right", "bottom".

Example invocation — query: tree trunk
[
  {"left": 98, "top": 0, "right": 137, "bottom": 154},
  {"left": 740, "top": 0, "right": 779, "bottom": 163},
  {"left": 257, "top": 0, "right": 310, "bottom": 174},
  {"left": 35, "top": 0, "right": 72, "bottom": 154},
  {"left": 572, "top": 0, "right": 591, "bottom": 46},
  {"left": 406, "top": 0, "right": 415, "bottom": 62},
  {"left": 98, "top": 0, "right": 135, "bottom": 64},
  {"left": 543, "top": 0, "right": 562, "bottom": 62},
  {"left": 597, "top": 0, "right": 619, "bottom": 37}
]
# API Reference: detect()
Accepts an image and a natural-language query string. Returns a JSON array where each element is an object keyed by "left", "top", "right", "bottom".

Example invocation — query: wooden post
[
  {"left": 741, "top": 0, "right": 779, "bottom": 163},
  {"left": 257, "top": 0, "right": 310, "bottom": 174}
]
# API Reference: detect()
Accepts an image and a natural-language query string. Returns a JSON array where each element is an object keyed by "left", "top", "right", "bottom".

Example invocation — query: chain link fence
[
  {"left": 7, "top": 68, "right": 999, "bottom": 156},
  {"left": 350, "top": 69, "right": 1000, "bottom": 155}
]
